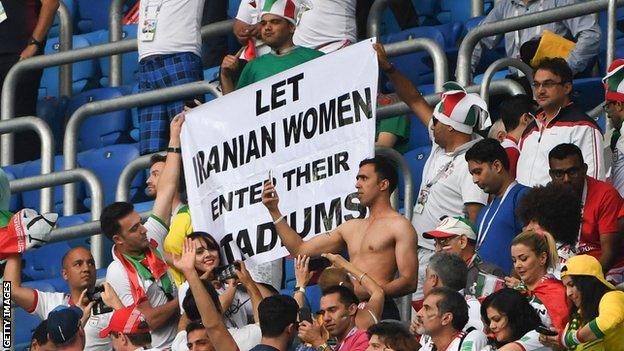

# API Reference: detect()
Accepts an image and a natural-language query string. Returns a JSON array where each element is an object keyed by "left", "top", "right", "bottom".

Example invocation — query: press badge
[
  {"left": 140, "top": 4, "right": 159, "bottom": 42},
  {"left": 414, "top": 188, "right": 429, "bottom": 214},
  {"left": 0, "top": 1, "right": 7, "bottom": 24}
]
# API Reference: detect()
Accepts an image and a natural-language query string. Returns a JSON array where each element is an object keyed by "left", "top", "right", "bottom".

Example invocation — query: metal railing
[
  {"left": 9, "top": 168, "right": 105, "bottom": 266},
  {"left": 116, "top": 153, "right": 156, "bottom": 202},
  {"left": 1, "top": 19, "right": 234, "bottom": 166},
  {"left": 456, "top": 0, "right": 624, "bottom": 86},
  {"left": 109, "top": 0, "right": 125, "bottom": 87},
  {"left": 62, "top": 80, "right": 221, "bottom": 215},
  {"left": 607, "top": 0, "right": 618, "bottom": 69},
  {"left": 472, "top": 0, "right": 485, "bottom": 18},
  {"left": 57, "top": 0, "right": 73, "bottom": 97},
  {"left": 384, "top": 38, "right": 448, "bottom": 93},
  {"left": 479, "top": 58, "right": 534, "bottom": 106},
  {"left": 375, "top": 146, "right": 413, "bottom": 322},
  {"left": 0, "top": 117, "right": 55, "bottom": 212},
  {"left": 377, "top": 79, "right": 526, "bottom": 118}
]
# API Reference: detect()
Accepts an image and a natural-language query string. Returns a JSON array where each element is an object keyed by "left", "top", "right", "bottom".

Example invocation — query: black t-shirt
[{"left": 0, "top": 0, "right": 40, "bottom": 54}]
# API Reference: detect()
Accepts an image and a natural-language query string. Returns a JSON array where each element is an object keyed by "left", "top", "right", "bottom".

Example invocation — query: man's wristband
[
  {"left": 167, "top": 146, "right": 181, "bottom": 153},
  {"left": 273, "top": 215, "right": 285, "bottom": 225},
  {"left": 293, "top": 286, "right": 305, "bottom": 294},
  {"left": 28, "top": 37, "right": 44, "bottom": 49},
  {"left": 382, "top": 63, "right": 396, "bottom": 74}
]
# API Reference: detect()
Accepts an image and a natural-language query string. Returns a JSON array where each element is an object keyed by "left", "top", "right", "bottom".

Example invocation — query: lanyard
[
  {"left": 513, "top": 0, "right": 544, "bottom": 52},
  {"left": 143, "top": 0, "right": 164, "bottom": 18},
  {"left": 477, "top": 181, "right": 518, "bottom": 249},
  {"left": 423, "top": 150, "right": 465, "bottom": 191},
  {"left": 337, "top": 327, "right": 358, "bottom": 351}
]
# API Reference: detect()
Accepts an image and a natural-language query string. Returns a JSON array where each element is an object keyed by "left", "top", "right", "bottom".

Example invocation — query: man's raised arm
[
  {"left": 373, "top": 43, "right": 434, "bottom": 127},
  {"left": 3, "top": 254, "right": 36, "bottom": 312},
  {"left": 382, "top": 220, "right": 418, "bottom": 297},
  {"left": 261, "top": 181, "right": 345, "bottom": 257},
  {"left": 151, "top": 114, "right": 184, "bottom": 225}
]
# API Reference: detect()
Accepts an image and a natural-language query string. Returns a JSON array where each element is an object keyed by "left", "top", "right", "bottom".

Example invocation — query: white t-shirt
[
  {"left": 419, "top": 329, "right": 488, "bottom": 351},
  {"left": 293, "top": 0, "right": 357, "bottom": 53},
  {"left": 138, "top": 0, "right": 205, "bottom": 60},
  {"left": 29, "top": 290, "right": 112, "bottom": 351},
  {"left": 412, "top": 125, "right": 488, "bottom": 250},
  {"left": 178, "top": 281, "right": 252, "bottom": 328},
  {"left": 466, "top": 295, "right": 484, "bottom": 332},
  {"left": 106, "top": 216, "right": 177, "bottom": 349},
  {"left": 171, "top": 324, "right": 262, "bottom": 351}
]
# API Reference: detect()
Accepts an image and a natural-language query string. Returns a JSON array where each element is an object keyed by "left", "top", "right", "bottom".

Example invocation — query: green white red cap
[
  {"left": 603, "top": 59, "right": 624, "bottom": 103},
  {"left": 261, "top": 0, "right": 299, "bottom": 24}
]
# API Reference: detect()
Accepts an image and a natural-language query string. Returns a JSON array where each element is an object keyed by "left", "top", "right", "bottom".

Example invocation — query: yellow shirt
[
  {"left": 575, "top": 290, "right": 624, "bottom": 351},
  {"left": 163, "top": 205, "right": 193, "bottom": 286}
]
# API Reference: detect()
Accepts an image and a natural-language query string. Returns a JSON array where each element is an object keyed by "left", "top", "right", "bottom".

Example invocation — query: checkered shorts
[{"left": 138, "top": 52, "right": 203, "bottom": 154}]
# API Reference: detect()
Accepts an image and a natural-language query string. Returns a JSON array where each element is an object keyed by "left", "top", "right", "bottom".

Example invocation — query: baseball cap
[
  {"left": 99, "top": 305, "right": 150, "bottom": 338},
  {"left": 47, "top": 306, "right": 83, "bottom": 344},
  {"left": 423, "top": 216, "right": 477, "bottom": 240},
  {"left": 560, "top": 254, "right": 616, "bottom": 290}
]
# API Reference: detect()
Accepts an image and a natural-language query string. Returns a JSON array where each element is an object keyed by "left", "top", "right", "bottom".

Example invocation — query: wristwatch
[
  {"left": 293, "top": 286, "right": 305, "bottom": 294},
  {"left": 315, "top": 343, "right": 329, "bottom": 351},
  {"left": 28, "top": 37, "right": 43, "bottom": 49}
]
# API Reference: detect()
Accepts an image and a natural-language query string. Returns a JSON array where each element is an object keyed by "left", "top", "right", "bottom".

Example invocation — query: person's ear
[
  {"left": 348, "top": 303, "right": 358, "bottom": 316},
  {"left": 492, "top": 160, "right": 503, "bottom": 173},
  {"left": 112, "top": 233, "right": 124, "bottom": 246},
  {"left": 582, "top": 162, "right": 588, "bottom": 174},
  {"left": 563, "top": 81, "right": 573, "bottom": 95},
  {"left": 539, "top": 251, "right": 548, "bottom": 267},
  {"left": 495, "top": 130, "right": 506, "bottom": 143},
  {"left": 440, "top": 311, "right": 453, "bottom": 327},
  {"left": 431, "top": 273, "right": 439, "bottom": 288},
  {"left": 379, "top": 178, "right": 389, "bottom": 192},
  {"left": 459, "top": 235, "right": 468, "bottom": 250}
]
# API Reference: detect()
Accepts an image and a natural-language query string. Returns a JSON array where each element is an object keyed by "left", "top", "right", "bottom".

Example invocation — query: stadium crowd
[{"left": 3, "top": 0, "right": 624, "bottom": 350}]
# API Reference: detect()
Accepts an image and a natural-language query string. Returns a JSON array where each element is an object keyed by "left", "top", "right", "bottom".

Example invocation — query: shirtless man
[{"left": 261, "top": 157, "right": 418, "bottom": 320}]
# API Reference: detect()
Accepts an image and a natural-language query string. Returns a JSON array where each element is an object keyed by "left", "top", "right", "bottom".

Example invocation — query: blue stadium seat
[
  {"left": 99, "top": 25, "right": 140, "bottom": 87},
  {"left": 21, "top": 155, "right": 87, "bottom": 215},
  {"left": 572, "top": 78, "right": 605, "bottom": 117},
  {"left": 36, "top": 95, "right": 70, "bottom": 151},
  {"left": 76, "top": 0, "right": 112, "bottom": 32},
  {"left": 39, "top": 35, "right": 98, "bottom": 98},
  {"left": 130, "top": 83, "right": 140, "bottom": 142},
  {"left": 398, "top": 145, "right": 432, "bottom": 205},
  {"left": 14, "top": 306, "right": 43, "bottom": 349},
  {"left": 78, "top": 143, "right": 144, "bottom": 208},
  {"left": 464, "top": 16, "right": 507, "bottom": 75},
  {"left": 2, "top": 163, "right": 26, "bottom": 212},
  {"left": 22, "top": 241, "right": 72, "bottom": 281},
  {"left": 228, "top": 0, "right": 242, "bottom": 19},
  {"left": 381, "top": 26, "right": 446, "bottom": 90},
  {"left": 133, "top": 200, "right": 155, "bottom": 213},
  {"left": 66, "top": 87, "right": 133, "bottom": 151},
  {"left": 411, "top": 0, "right": 437, "bottom": 26},
  {"left": 437, "top": 0, "right": 473, "bottom": 24}
]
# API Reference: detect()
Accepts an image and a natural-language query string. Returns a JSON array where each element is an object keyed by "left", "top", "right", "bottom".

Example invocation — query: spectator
[
  {"left": 262, "top": 156, "right": 418, "bottom": 320},
  {"left": 173, "top": 238, "right": 240, "bottom": 351},
  {"left": 136, "top": 0, "right": 204, "bottom": 154},
  {"left": 548, "top": 143, "right": 624, "bottom": 284},
  {"left": 517, "top": 183, "right": 582, "bottom": 269},
  {"left": 99, "top": 305, "right": 155, "bottom": 351},
  {"left": 3, "top": 247, "right": 114, "bottom": 350},
  {"left": 421, "top": 252, "right": 483, "bottom": 332},
  {"left": 0, "top": 0, "right": 59, "bottom": 163},
  {"left": 30, "top": 320, "right": 55, "bottom": 351},
  {"left": 487, "top": 119, "right": 506, "bottom": 142},
  {"left": 506, "top": 230, "right": 570, "bottom": 333},
  {"left": 374, "top": 43, "right": 489, "bottom": 306},
  {"left": 471, "top": 0, "right": 600, "bottom": 76},
  {"left": 516, "top": 58, "right": 604, "bottom": 186},
  {"left": 366, "top": 321, "right": 419, "bottom": 351},
  {"left": 170, "top": 255, "right": 263, "bottom": 351},
  {"left": 480, "top": 288, "right": 545, "bottom": 350},
  {"left": 221, "top": 0, "right": 323, "bottom": 94},
  {"left": 376, "top": 94, "right": 410, "bottom": 154},
  {"left": 47, "top": 306, "right": 88, "bottom": 351},
  {"left": 100, "top": 115, "right": 185, "bottom": 348},
  {"left": 146, "top": 154, "right": 185, "bottom": 216},
  {"left": 603, "top": 59, "right": 624, "bottom": 196},
  {"left": 540, "top": 255, "right": 624, "bottom": 350},
  {"left": 423, "top": 216, "right": 504, "bottom": 295},
  {"left": 466, "top": 138, "right": 529, "bottom": 274},
  {"left": 415, "top": 287, "right": 487, "bottom": 351},
  {"left": 497, "top": 94, "right": 538, "bottom": 178},
  {"left": 185, "top": 320, "right": 213, "bottom": 351},
  {"left": 251, "top": 295, "right": 300, "bottom": 351},
  {"left": 299, "top": 286, "right": 369, "bottom": 351}
]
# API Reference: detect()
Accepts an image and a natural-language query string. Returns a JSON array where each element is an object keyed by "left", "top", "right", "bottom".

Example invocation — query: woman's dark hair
[
  {"left": 187, "top": 231, "right": 222, "bottom": 273},
  {"left": 481, "top": 288, "right": 542, "bottom": 346},
  {"left": 569, "top": 275, "right": 612, "bottom": 324}
]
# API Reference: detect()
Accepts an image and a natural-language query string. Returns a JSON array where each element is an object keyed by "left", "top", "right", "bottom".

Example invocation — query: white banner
[{"left": 181, "top": 40, "right": 378, "bottom": 265}]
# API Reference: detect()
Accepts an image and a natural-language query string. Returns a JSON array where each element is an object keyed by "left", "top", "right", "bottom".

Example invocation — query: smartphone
[
  {"left": 535, "top": 325, "right": 558, "bottom": 336},
  {"left": 268, "top": 170, "right": 274, "bottom": 197},
  {"left": 299, "top": 307, "right": 313, "bottom": 323},
  {"left": 308, "top": 257, "right": 331, "bottom": 271},
  {"left": 183, "top": 100, "right": 196, "bottom": 109}
]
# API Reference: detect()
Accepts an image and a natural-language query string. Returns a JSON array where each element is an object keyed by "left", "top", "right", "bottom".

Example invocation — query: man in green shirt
[{"left": 220, "top": 0, "right": 323, "bottom": 94}]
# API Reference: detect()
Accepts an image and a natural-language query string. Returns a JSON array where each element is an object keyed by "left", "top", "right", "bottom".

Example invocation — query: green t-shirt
[
  {"left": 236, "top": 46, "right": 324, "bottom": 89},
  {"left": 376, "top": 115, "right": 410, "bottom": 154}
]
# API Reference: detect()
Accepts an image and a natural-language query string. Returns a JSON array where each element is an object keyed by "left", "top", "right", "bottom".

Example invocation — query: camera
[
  {"left": 87, "top": 285, "right": 113, "bottom": 315},
  {"left": 214, "top": 261, "right": 241, "bottom": 282}
]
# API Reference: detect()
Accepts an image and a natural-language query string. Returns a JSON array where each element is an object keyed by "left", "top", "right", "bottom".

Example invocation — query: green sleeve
[{"left": 377, "top": 115, "right": 410, "bottom": 138}]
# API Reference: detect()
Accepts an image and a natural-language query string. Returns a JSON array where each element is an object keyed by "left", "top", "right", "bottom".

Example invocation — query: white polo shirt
[
  {"left": 412, "top": 125, "right": 488, "bottom": 250},
  {"left": 106, "top": 215, "right": 177, "bottom": 349},
  {"left": 138, "top": 0, "right": 205, "bottom": 60},
  {"left": 28, "top": 290, "right": 112, "bottom": 351},
  {"left": 419, "top": 329, "right": 488, "bottom": 351}
]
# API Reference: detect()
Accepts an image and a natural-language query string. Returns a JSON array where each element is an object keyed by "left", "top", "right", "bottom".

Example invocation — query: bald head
[
  {"left": 61, "top": 247, "right": 92, "bottom": 268},
  {"left": 61, "top": 247, "right": 96, "bottom": 291}
]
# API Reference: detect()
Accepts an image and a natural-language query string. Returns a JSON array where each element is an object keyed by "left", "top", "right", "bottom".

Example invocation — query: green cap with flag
[
  {"left": 603, "top": 59, "right": 624, "bottom": 103},
  {"left": 262, "top": 0, "right": 299, "bottom": 24},
  {"left": 433, "top": 81, "right": 490, "bottom": 135}
]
